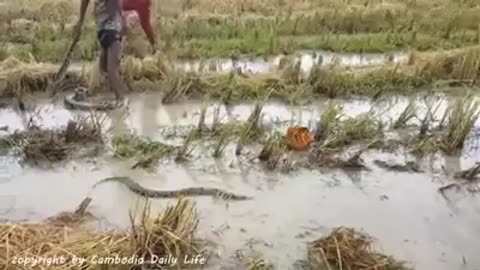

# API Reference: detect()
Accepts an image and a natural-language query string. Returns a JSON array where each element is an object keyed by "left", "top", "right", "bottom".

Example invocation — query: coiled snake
[
  {"left": 64, "top": 86, "right": 122, "bottom": 111},
  {"left": 92, "top": 176, "right": 253, "bottom": 200}
]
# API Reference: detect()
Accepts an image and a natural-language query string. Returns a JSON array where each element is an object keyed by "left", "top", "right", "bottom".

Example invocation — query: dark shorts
[{"left": 97, "top": 29, "right": 121, "bottom": 50}]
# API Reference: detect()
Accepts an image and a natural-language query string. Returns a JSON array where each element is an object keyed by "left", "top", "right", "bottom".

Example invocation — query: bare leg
[
  {"left": 99, "top": 47, "right": 108, "bottom": 80},
  {"left": 106, "top": 40, "right": 126, "bottom": 101},
  {"left": 99, "top": 48, "right": 109, "bottom": 95}
]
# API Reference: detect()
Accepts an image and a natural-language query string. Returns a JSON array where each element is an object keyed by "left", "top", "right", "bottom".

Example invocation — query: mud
[{"left": 1, "top": 92, "right": 480, "bottom": 270}]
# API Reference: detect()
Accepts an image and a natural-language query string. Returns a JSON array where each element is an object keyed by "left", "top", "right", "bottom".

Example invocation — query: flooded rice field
[
  {"left": 67, "top": 50, "right": 410, "bottom": 74},
  {"left": 1, "top": 91, "right": 480, "bottom": 270}
]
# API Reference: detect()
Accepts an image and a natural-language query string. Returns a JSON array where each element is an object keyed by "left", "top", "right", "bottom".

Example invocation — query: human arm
[{"left": 137, "top": 4, "right": 155, "bottom": 49}]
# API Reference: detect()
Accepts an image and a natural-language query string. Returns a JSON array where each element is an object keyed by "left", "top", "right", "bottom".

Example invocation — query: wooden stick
[
  {"left": 74, "top": 197, "right": 92, "bottom": 215},
  {"left": 48, "top": 25, "right": 83, "bottom": 96}
]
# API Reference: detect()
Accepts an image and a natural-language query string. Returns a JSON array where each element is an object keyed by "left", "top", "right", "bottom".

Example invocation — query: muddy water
[
  {"left": 1, "top": 93, "right": 480, "bottom": 270},
  {"left": 68, "top": 50, "right": 410, "bottom": 74}
]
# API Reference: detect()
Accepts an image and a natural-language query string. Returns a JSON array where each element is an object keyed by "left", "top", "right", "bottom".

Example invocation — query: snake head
[{"left": 73, "top": 86, "right": 88, "bottom": 101}]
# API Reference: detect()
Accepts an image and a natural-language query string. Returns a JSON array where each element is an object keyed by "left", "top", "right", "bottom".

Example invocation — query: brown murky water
[{"left": 1, "top": 92, "right": 480, "bottom": 270}]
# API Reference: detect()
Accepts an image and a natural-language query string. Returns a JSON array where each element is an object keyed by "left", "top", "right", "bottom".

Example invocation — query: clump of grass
[
  {"left": 113, "top": 134, "right": 176, "bottom": 159},
  {"left": 210, "top": 121, "right": 251, "bottom": 138},
  {"left": 393, "top": 99, "right": 417, "bottom": 129},
  {"left": 64, "top": 114, "right": 105, "bottom": 144},
  {"left": 318, "top": 107, "right": 384, "bottom": 150},
  {"left": 442, "top": 95, "right": 480, "bottom": 153},
  {"left": 258, "top": 132, "right": 288, "bottom": 170},
  {"left": 9, "top": 115, "right": 104, "bottom": 164},
  {"left": 176, "top": 129, "right": 196, "bottom": 162},
  {"left": 307, "top": 227, "right": 411, "bottom": 270},
  {"left": 212, "top": 131, "right": 229, "bottom": 158},
  {"left": 113, "top": 134, "right": 177, "bottom": 168},
  {"left": 236, "top": 101, "right": 266, "bottom": 155},
  {"left": 22, "top": 130, "right": 70, "bottom": 162},
  {"left": 417, "top": 97, "right": 442, "bottom": 139},
  {"left": 315, "top": 102, "right": 342, "bottom": 141},
  {"left": 161, "top": 69, "right": 194, "bottom": 104},
  {"left": 343, "top": 111, "right": 383, "bottom": 141},
  {"left": 0, "top": 198, "right": 203, "bottom": 270},
  {"left": 278, "top": 55, "right": 303, "bottom": 84}
]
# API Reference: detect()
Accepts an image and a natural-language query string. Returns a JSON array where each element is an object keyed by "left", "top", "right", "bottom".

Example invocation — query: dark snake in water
[
  {"left": 64, "top": 86, "right": 121, "bottom": 111},
  {"left": 92, "top": 176, "right": 253, "bottom": 200}
]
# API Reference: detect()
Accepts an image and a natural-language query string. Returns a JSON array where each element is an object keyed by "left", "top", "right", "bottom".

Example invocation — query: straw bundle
[
  {"left": 0, "top": 56, "right": 85, "bottom": 97},
  {"left": 83, "top": 62, "right": 104, "bottom": 94},
  {"left": 307, "top": 227, "right": 411, "bottom": 270},
  {"left": 417, "top": 46, "right": 480, "bottom": 82},
  {"left": 0, "top": 56, "right": 56, "bottom": 96},
  {"left": 0, "top": 198, "right": 202, "bottom": 270},
  {"left": 121, "top": 53, "right": 173, "bottom": 82}
]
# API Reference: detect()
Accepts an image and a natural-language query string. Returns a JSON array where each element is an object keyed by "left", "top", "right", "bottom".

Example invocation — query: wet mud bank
[{"left": 1, "top": 93, "right": 480, "bottom": 270}]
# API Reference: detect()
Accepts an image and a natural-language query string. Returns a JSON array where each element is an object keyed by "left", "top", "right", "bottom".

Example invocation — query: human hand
[{"left": 150, "top": 43, "right": 158, "bottom": 55}]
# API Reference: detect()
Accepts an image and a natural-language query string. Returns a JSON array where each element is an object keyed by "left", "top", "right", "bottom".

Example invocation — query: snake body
[
  {"left": 92, "top": 176, "right": 253, "bottom": 200},
  {"left": 64, "top": 86, "right": 121, "bottom": 111}
]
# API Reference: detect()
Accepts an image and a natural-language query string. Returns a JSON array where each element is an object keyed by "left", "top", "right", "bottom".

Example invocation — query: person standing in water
[{"left": 76, "top": 0, "right": 127, "bottom": 102}]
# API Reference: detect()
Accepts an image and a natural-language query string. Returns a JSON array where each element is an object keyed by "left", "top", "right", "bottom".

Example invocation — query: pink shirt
[{"left": 121, "top": 0, "right": 155, "bottom": 46}]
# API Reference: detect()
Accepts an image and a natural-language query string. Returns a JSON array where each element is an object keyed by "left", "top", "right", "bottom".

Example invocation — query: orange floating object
[{"left": 286, "top": 126, "right": 313, "bottom": 151}]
